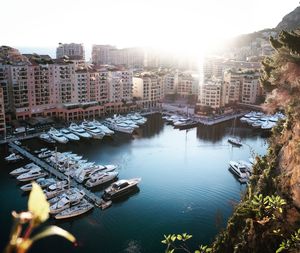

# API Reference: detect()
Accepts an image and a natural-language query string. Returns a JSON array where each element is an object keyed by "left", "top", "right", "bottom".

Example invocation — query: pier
[{"left": 8, "top": 142, "right": 103, "bottom": 206}]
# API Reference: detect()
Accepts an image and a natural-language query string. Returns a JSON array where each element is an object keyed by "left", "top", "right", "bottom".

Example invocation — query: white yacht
[
  {"left": 5, "top": 153, "right": 23, "bottom": 162},
  {"left": 229, "top": 161, "right": 250, "bottom": 183},
  {"left": 48, "top": 128, "right": 69, "bottom": 144},
  {"left": 102, "top": 178, "right": 141, "bottom": 200},
  {"left": 85, "top": 171, "right": 119, "bottom": 188},
  {"left": 55, "top": 199, "right": 94, "bottom": 219},
  {"left": 69, "top": 123, "right": 92, "bottom": 139},
  {"left": 10, "top": 163, "right": 40, "bottom": 176},
  {"left": 80, "top": 121, "right": 105, "bottom": 139},
  {"left": 44, "top": 180, "right": 69, "bottom": 199},
  {"left": 60, "top": 128, "right": 80, "bottom": 141},
  {"left": 261, "top": 121, "right": 277, "bottom": 130},
  {"left": 75, "top": 164, "right": 116, "bottom": 181},
  {"left": 21, "top": 178, "right": 56, "bottom": 192},
  {"left": 91, "top": 120, "right": 115, "bottom": 136},
  {"left": 17, "top": 170, "right": 48, "bottom": 182},
  {"left": 103, "top": 118, "right": 134, "bottom": 134},
  {"left": 127, "top": 113, "right": 147, "bottom": 125},
  {"left": 49, "top": 188, "right": 85, "bottom": 214},
  {"left": 39, "top": 133, "right": 56, "bottom": 144}
]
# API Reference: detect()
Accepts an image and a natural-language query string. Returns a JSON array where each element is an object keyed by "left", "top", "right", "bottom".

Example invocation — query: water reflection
[{"left": 197, "top": 119, "right": 266, "bottom": 142}]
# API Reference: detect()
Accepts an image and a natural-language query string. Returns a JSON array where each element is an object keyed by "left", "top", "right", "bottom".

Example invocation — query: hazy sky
[{"left": 1, "top": 0, "right": 299, "bottom": 53}]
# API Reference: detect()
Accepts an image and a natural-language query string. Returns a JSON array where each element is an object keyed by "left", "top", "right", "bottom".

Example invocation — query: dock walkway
[{"left": 8, "top": 142, "right": 103, "bottom": 206}]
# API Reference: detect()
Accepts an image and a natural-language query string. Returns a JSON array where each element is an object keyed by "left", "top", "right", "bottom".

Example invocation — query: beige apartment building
[{"left": 133, "top": 73, "right": 163, "bottom": 108}]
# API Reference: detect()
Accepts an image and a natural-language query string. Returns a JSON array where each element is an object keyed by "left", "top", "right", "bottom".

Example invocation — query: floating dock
[{"left": 8, "top": 142, "right": 103, "bottom": 206}]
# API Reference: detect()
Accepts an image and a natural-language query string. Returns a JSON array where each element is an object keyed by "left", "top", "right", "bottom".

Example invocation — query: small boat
[
  {"left": 5, "top": 153, "right": 23, "bottom": 162},
  {"left": 85, "top": 171, "right": 119, "bottom": 188},
  {"left": 99, "top": 200, "right": 112, "bottom": 210},
  {"left": 55, "top": 199, "right": 94, "bottom": 219},
  {"left": 34, "top": 148, "right": 48, "bottom": 154},
  {"left": 177, "top": 119, "right": 198, "bottom": 129},
  {"left": 17, "top": 170, "right": 48, "bottom": 182},
  {"left": 229, "top": 161, "right": 250, "bottom": 183},
  {"left": 48, "top": 128, "right": 69, "bottom": 144},
  {"left": 10, "top": 163, "right": 40, "bottom": 176},
  {"left": 20, "top": 178, "right": 56, "bottom": 192},
  {"left": 228, "top": 117, "right": 242, "bottom": 146},
  {"left": 38, "top": 150, "right": 53, "bottom": 159},
  {"left": 228, "top": 137, "right": 242, "bottom": 146},
  {"left": 39, "top": 133, "right": 56, "bottom": 143},
  {"left": 102, "top": 178, "right": 141, "bottom": 200},
  {"left": 13, "top": 140, "right": 22, "bottom": 146},
  {"left": 60, "top": 128, "right": 80, "bottom": 141},
  {"left": 69, "top": 123, "right": 92, "bottom": 139}
]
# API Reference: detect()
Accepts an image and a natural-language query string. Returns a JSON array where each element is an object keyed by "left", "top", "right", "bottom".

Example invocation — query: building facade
[{"left": 56, "top": 43, "right": 85, "bottom": 60}]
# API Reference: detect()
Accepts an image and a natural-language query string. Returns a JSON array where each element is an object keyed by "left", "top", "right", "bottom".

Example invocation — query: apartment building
[
  {"left": 198, "top": 80, "right": 223, "bottom": 109},
  {"left": 241, "top": 73, "right": 260, "bottom": 104},
  {"left": 0, "top": 87, "right": 6, "bottom": 135},
  {"left": 92, "top": 45, "right": 116, "bottom": 65},
  {"left": 56, "top": 43, "right": 85, "bottom": 60},
  {"left": 163, "top": 72, "right": 178, "bottom": 95},
  {"left": 92, "top": 45, "right": 144, "bottom": 68},
  {"left": 133, "top": 73, "right": 163, "bottom": 108}
]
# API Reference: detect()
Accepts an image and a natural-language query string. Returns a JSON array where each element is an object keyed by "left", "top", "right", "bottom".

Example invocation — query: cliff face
[{"left": 276, "top": 7, "right": 300, "bottom": 31}]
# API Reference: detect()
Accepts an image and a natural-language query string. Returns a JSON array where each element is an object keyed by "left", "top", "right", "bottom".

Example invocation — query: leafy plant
[
  {"left": 5, "top": 182, "right": 76, "bottom": 253},
  {"left": 276, "top": 228, "right": 300, "bottom": 253},
  {"left": 161, "top": 233, "right": 211, "bottom": 253},
  {"left": 251, "top": 194, "right": 286, "bottom": 223}
]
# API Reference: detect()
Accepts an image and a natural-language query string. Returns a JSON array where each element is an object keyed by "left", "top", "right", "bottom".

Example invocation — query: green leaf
[
  {"left": 31, "top": 226, "right": 76, "bottom": 244},
  {"left": 28, "top": 182, "right": 49, "bottom": 225},
  {"left": 171, "top": 234, "right": 176, "bottom": 242},
  {"left": 195, "top": 251, "right": 200, "bottom": 253},
  {"left": 177, "top": 234, "right": 182, "bottom": 240},
  {"left": 161, "top": 240, "right": 167, "bottom": 244}
]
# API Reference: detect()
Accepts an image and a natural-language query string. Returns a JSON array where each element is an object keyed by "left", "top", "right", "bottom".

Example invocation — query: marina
[{"left": 1, "top": 114, "right": 269, "bottom": 253}]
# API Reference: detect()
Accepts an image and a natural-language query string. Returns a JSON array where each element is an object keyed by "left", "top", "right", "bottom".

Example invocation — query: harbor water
[{"left": 0, "top": 114, "right": 268, "bottom": 253}]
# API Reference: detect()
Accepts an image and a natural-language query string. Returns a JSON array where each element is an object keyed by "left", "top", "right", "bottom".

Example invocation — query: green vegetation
[{"left": 5, "top": 182, "right": 75, "bottom": 253}]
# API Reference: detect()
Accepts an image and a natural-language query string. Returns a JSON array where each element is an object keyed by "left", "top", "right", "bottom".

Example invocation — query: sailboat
[{"left": 228, "top": 117, "right": 242, "bottom": 146}]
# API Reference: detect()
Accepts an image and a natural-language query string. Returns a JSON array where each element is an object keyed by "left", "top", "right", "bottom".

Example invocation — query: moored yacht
[
  {"left": 91, "top": 120, "right": 115, "bottom": 136},
  {"left": 44, "top": 180, "right": 69, "bottom": 199},
  {"left": 60, "top": 128, "right": 80, "bottom": 141},
  {"left": 229, "top": 161, "right": 250, "bottom": 183},
  {"left": 21, "top": 177, "right": 56, "bottom": 192},
  {"left": 103, "top": 118, "right": 134, "bottom": 134},
  {"left": 85, "top": 171, "right": 119, "bottom": 188},
  {"left": 49, "top": 188, "right": 85, "bottom": 214},
  {"left": 5, "top": 153, "right": 23, "bottom": 162},
  {"left": 39, "top": 133, "right": 56, "bottom": 144},
  {"left": 48, "top": 128, "right": 69, "bottom": 144},
  {"left": 80, "top": 121, "right": 105, "bottom": 139},
  {"left": 55, "top": 199, "right": 94, "bottom": 219},
  {"left": 10, "top": 163, "right": 40, "bottom": 176},
  {"left": 69, "top": 123, "right": 92, "bottom": 139},
  {"left": 17, "top": 170, "right": 48, "bottom": 182},
  {"left": 102, "top": 178, "right": 141, "bottom": 200}
]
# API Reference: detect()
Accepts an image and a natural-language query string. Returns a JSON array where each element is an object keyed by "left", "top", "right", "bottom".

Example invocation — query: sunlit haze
[{"left": 1, "top": 0, "right": 298, "bottom": 57}]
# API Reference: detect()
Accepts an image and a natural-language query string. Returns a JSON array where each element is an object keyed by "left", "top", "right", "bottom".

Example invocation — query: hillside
[
  {"left": 227, "top": 5, "right": 300, "bottom": 49},
  {"left": 276, "top": 6, "right": 300, "bottom": 31}
]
